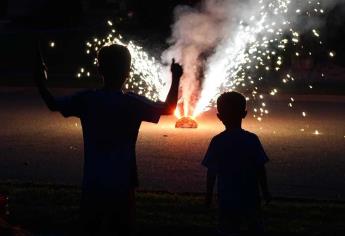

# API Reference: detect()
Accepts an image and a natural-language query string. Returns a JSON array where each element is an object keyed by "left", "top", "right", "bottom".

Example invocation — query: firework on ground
[
  {"left": 77, "top": 0, "right": 338, "bottom": 129},
  {"left": 164, "top": 0, "right": 338, "bottom": 120}
]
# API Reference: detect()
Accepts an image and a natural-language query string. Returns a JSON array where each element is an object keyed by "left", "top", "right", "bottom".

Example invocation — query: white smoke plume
[
  {"left": 162, "top": 0, "right": 343, "bottom": 117},
  {"left": 162, "top": 0, "right": 231, "bottom": 116}
]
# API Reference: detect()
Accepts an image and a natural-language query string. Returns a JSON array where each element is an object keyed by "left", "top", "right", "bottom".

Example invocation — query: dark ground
[
  {"left": 0, "top": 183, "right": 344, "bottom": 236},
  {"left": 1, "top": 87, "right": 345, "bottom": 200}
]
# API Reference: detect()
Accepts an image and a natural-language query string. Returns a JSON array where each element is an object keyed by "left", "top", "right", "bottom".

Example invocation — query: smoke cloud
[
  {"left": 161, "top": 0, "right": 232, "bottom": 116},
  {"left": 162, "top": 0, "right": 343, "bottom": 117}
]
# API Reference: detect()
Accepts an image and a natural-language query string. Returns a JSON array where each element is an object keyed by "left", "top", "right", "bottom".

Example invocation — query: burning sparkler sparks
[
  {"left": 190, "top": 0, "right": 333, "bottom": 119},
  {"left": 78, "top": 0, "right": 338, "bottom": 132},
  {"left": 82, "top": 27, "right": 168, "bottom": 102}
]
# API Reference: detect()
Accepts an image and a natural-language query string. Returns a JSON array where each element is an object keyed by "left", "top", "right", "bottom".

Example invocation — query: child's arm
[
  {"left": 258, "top": 166, "right": 272, "bottom": 205},
  {"left": 128, "top": 59, "right": 182, "bottom": 123},
  {"left": 160, "top": 59, "right": 183, "bottom": 115},
  {"left": 205, "top": 169, "right": 216, "bottom": 207},
  {"left": 33, "top": 45, "right": 59, "bottom": 111}
]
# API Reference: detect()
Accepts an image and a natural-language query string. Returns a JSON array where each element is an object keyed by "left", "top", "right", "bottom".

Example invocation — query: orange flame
[{"left": 174, "top": 108, "right": 182, "bottom": 119}]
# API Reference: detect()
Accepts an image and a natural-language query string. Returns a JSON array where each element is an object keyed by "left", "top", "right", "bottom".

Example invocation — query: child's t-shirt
[
  {"left": 55, "top": 90, "right": 163, "bottom": 196},
  {"left": 202, "top": 128, "right": 269, "bottom": 212}
]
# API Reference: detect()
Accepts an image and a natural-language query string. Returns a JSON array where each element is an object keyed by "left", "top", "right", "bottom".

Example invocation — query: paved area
[{"left": 1, "top": 87, "right": 345, "bottom": 200}]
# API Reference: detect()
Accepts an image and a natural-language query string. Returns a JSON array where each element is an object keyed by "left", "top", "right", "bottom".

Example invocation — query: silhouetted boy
[
  {"left": 34, "top": 44, "right": 183, "bottom": 235},
  {"left": 202, "top": 92, "right": 271, "bottom": 236}
]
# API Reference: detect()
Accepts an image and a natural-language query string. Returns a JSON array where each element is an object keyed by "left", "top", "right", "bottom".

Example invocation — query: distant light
[
  {"left": 302, "top": 112, "right": 307, "bottom": 117},
  {"left": 107, "top": 20, "right": 113, "bottom": 26},
  {"left": 49, "top": 41, "right": 55, "bottom": 48},
  {"left": 313, "top": 130, "right": 321, "bottom": 136},
  {"left": 329, "top": 51, "right": 335, "bottom": 58},
  {"left": 312, "top": 29, "right": 320, "bottom": 38}
]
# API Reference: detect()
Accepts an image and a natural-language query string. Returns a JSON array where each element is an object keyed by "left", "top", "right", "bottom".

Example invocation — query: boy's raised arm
[
  {"left": 33, "top": 45, "right": 59, "bottom": 112},
  {"left": 160, "top": 59, "right": 183, "bottom": 115}
]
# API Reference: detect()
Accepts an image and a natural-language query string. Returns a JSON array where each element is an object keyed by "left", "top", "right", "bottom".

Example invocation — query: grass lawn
[{"left": 0, "top": 183, "right": 344, "bottom": 235}]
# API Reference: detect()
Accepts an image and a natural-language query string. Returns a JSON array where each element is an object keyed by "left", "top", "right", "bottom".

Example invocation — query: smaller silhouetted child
[{"left": 202, "top": 92, "right": 272, "bottom": 236}]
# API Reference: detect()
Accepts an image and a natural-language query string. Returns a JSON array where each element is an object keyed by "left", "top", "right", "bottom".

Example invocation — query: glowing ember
[
  {"left": 175, "top": 117, "right": 198, "bottom": 129},
  {"left": 313, "top": 130, "right": 321, "bottom": 136}
]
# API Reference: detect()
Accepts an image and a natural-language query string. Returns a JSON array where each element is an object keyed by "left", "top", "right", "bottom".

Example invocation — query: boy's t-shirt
[
  {"left": 202, "top": 128, "right": 269, "bottom": 212},
  {"left": 56, "top": 90, "right": 163, "bottom": 195}
]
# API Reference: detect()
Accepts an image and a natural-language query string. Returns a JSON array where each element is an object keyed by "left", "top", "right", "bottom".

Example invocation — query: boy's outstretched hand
[
  {"left": 171, "top": 59, "right": 183, "bottom": 80},
  {"left": 160, "top": 59, "right": 182, "bottom": 115},
  {"left": 34, "top": 44, "right": 48, "bottom": 86},
  {"left": 33, "top": 44, "right": 58, "bottom": 112}
]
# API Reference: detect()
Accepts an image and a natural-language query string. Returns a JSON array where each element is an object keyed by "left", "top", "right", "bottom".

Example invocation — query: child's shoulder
[
  {"left": 241, "top": 129, "right": 259, "bottom": 139},
  {"left": 65, "top": 89, "right": 94, "bottom": 101},
  {"left": 212, "top": 129, "right": 259, "bottom": 142},
  {"left": 73, "top": 89, "right": 96, "bottom": 98}
]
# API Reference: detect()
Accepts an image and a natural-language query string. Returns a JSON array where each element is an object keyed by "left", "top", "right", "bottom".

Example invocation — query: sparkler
[
  {"left": 77, "top": 0, "right": 337, "bottom": 130},
  {"left": 82, "top": 25, "right": 168, "bottom": 102},
  {"left": 192, "top": 0, "right": 333, "bottom": 120}
]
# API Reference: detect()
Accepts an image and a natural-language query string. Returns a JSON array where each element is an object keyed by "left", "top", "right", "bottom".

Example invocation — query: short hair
[
  {"left": 97, "top": 44, "right": 131, "bottom": 78},
  {"left": 217, "top": 92, "right": 246, "bottom": 116}
]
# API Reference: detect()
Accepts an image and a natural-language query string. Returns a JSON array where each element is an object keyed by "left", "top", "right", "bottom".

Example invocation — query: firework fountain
[{"left": 77, "top": 0, "right": 339, "bottom": 128}]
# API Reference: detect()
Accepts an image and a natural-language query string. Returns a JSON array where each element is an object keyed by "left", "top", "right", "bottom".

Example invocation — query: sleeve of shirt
[
  {"left": 253, "top": 135, "right": 269, "bottom": 167},
  {"left": 127, "top": 93, "right": 163, "bottom": 123},
  {"left": 55, "top": 91, "right": 88, "bottom": 118},
  {"left": 201, "top": 138, "right": 218, "bottom": 173}
]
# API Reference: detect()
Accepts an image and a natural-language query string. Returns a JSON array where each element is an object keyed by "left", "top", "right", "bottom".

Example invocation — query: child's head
[
  {"left": 97, "top": 44, "right": 131, "bottom": 89},
  {"left": 217, "top": 92, "right": 247, "bottom": 127}
]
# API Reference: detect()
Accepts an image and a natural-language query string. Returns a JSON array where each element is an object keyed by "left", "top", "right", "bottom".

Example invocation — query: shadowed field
[
  {"left": 1, "top": 87, "right": 345, "bottom": 200},
  {"left": 0, "top": 183, "right": 344, "bottom": 236}
]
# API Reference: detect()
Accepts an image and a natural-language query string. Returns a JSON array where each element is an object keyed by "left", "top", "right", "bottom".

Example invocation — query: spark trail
[{"left": 77, "top": 0, "right": 338, "bottom": 123}]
